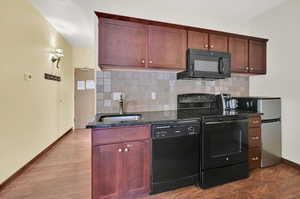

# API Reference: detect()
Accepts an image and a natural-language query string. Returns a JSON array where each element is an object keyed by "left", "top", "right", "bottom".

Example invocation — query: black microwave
[{"left": 177, "top": 49, "right": 231, "bottom": 79}]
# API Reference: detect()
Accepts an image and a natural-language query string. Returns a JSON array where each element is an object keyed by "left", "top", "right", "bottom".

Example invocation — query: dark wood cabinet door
[
  {"left": 209, "top": 34, "right": 228, "bottom": 52},
  {"left": 123, "top": 140, "right": 150, "bottom": 198},
  {"left": 229, "top": 37, "right": 249, "bottom": 73},
  {"left": 99, "top": 18, "right": 147, "bottom": 67},
  {"left": 92, "top": 144, "right": 123, "bottom": 199},
  {"left": 148, "top": 25, "right": 187, "bottom": 70},
  {"left": 188, "top": 31, "right": 209, "bottom": 50},
  {"left": 249, "top": 40, "right": 267, "bottom": 74}
]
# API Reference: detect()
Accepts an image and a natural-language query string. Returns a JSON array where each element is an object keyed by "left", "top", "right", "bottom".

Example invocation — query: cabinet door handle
[
  {"left": 250, "top": 67, "right": 254, "bottom": 71},
  {"left": 124, "top": 148, "right": 129, "bottom": 152},
  {"left": 118, "top": 149, "right": 122, "bottom": 152},
  {"left": 252, "top": 136, "right": 260, "bottom": 140},
  {"left": 245, "top": 67, "right": 249, "bottom": 71},
  {"left": 252, "top": 157, "right": 259, "bottom": 161},
  {"left": 141, "top": 59, "right": 145, "bottom": 64},
  {"left": 126, "top": 144, "right": 132, "bottom": 148},
  {"left": 252, "top": 120, "right": 260, "bottom": 124},
  {"left": 149, "top": 60, "right": 153, "bottom": 64},
  {"left": 205, "top": 44, "right": 209, "bottom": 48},
  {"left": 210, "top": 45, "right": 214, "bottom": 48}
]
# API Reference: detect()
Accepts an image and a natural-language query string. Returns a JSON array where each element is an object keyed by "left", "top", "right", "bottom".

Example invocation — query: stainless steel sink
[{"left": 99, "top": 114, "right": 142, "bottom": 122}]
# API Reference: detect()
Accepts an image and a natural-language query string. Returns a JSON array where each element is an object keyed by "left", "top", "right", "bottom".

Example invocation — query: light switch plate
[{"left": 112, "top": 92, "right": 122, "bottom": 100}]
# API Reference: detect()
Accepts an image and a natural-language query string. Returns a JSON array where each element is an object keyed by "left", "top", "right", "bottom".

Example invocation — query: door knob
[
  {"left": 205, "top": 44, "right": 209, "bottom": 48},
  {"left": 141, "top": 59, "right": 145, "bottom": 64},
  {"left": 118, "top": 149, "right": 122, "bottom": 152},
  {"left": 124, "top": 148, "right": 129, "bottom": 152},
  {"left": 250, "top": 67, "right": 254, "bottom": 71},
  {"left": 149, "top": 60, "right": 153, "bottom": 64}
]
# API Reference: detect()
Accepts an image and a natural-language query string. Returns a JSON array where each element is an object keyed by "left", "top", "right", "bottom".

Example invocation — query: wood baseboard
[
  {"left": 0, "top": 128, "right": 73, "bottom": 191},
  {"left": 282, "top": 158, "right": 300, "bottom": 171}
]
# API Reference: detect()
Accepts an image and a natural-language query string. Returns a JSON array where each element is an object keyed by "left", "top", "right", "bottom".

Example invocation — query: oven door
[{"left": 202, "top": 117, "right": 248, "bottom": 169}]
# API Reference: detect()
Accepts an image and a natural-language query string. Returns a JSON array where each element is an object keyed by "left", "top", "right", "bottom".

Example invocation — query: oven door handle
[{"left": 205, "top": 119, "right": 248, "bottom": 125}]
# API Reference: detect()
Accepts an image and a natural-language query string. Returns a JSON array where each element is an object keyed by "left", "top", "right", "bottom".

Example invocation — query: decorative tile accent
[{"left": 96, "top": 70, "right": 249, "bottom": 113}]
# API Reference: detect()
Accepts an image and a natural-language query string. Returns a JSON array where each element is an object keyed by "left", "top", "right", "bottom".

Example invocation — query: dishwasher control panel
[{"left": 152, "top": 121, "right": 200, "bottom": 139}]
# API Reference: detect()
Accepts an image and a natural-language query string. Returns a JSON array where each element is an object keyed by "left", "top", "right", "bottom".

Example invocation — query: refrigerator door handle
[{"left": 262, "top": 118, "right": 281, "bottom": 123}]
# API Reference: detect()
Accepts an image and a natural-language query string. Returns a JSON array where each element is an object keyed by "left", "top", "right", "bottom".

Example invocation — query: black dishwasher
[{"left": 151, "top": 120, "right": 200, "bottom": 194}]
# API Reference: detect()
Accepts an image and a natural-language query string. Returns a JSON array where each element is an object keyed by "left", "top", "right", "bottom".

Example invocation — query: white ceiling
[{"left": 28, "top": 0, "right": 289, "bottom": 48}]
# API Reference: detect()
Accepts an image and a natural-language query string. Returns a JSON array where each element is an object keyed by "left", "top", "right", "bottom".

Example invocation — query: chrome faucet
[{"left": 119, "top": 94, "right": 125, "bottom": 115}]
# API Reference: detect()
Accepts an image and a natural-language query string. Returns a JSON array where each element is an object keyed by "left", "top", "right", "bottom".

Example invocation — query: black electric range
[{"left": 180, "top": 94, "right": 249, "bottom": 188}]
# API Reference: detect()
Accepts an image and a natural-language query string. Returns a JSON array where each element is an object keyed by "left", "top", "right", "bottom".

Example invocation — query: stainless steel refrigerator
[{"left": 258, "top": 98, "right": 282, "bottom": 168}]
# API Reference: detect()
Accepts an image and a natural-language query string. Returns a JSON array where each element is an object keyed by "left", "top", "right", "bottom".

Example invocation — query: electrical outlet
[
  {"left": 24, "top": 73, "right": 33, "bottom": 81},
  {"left": 151, "top": 92, "right": 156, "bottom": 100}
]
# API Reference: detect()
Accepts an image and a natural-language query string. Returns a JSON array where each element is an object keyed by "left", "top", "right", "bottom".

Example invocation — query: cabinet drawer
[
  {"left": 248, "top": 148, "right": 261, "bottom": 169},
  {"left": 249, "top": 127, "right": 261, "bottom": 137},
  {"left": 92, "top": 125, "right": 150, "bottom": 146},
  {"left": 249, "top": 135, "right": 261, "bottom": 148},
  {"left": 249, "top": 116, "right": 261, "bottom": 128},
  {"left": 248, "top": 128, "right": 261, "bottom": 148}
]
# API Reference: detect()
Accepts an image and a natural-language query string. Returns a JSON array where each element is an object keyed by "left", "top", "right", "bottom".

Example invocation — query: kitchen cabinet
[
  {"left": 92, "top": 126, "right": 150, "bottom": 199},
  {"left": 209, "top": 34, "right": 228, "bottom": 52},
  {"left": 123, "top": 141, "right": 150, "bottom": 198},
  {"left": 229, "top": 37, "right": 249, "bottom": 73},
  {"left": 187, "top": 31, "right": 227, "bottom": 52},
  {"left": 248, "top": 115, "right": 262, "bottom": 170},
  {"left": 96, "top": 12, "right": 268, "bottom": 74},
  {"left": 249, "top": 40, "right": 267, "bottom": 74},
  {"left": 99, "top": 18, "right": 186, "bottom": 71},
  {"left": 188, "top": 31, "right": 209, "bottom": 50},
  {"left": 148, "top": 25, "right": 187, "bottom": 70},
  {"left": 99, "top": 18, "right": 148, "bottom": 68},
  {"left": 92, "top": 144, "right": 122, "bottom": 199}
]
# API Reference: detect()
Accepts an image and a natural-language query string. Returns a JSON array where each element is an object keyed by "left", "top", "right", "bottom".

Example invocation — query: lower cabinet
[
  {"left": 248, "top": 115, "right": 262, "bottom": 170},
  {"left": 92, "top": 126, "right": 151, "bottom": 199},
  {"left": 92, "top": 144, "right": 122, "bottom": 199}
]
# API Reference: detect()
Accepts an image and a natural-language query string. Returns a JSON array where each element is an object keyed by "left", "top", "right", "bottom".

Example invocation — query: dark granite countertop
[{"left": 86, "top": 109, "right": 261, "bottom": 129}]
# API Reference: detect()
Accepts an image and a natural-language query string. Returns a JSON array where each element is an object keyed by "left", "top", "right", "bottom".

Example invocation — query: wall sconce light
[{"left": 51, "top": 49, "right": 64, "bottom": 69}]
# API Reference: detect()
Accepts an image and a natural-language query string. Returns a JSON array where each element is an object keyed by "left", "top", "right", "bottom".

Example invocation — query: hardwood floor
[{"left": 1, "top": 129, "right": 300, "bottom": 199}]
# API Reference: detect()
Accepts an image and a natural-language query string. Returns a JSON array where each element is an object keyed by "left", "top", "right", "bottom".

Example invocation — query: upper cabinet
[
  {"left": 99, "top": 18, "right": 186, "bottom": 71},
  {"left": 209, "top": 34, "right": 228, "bottom": 52},
  {"left": 229, "top": 37, "right": 249, "bottom": 73},
  {"left": 187, "top": 31, "right": 228, "bottom": 52},
  {"left": 188, "top": 31, "right": 209, "bottom": 50},
  {"left": 99, "top": 18, "right": 148, "bottom": 68},
  {"left": 96, "top": 12, "right": 268, "bottom": 75},
  {"left": 148, "top": 25, "right": 186, "bottom": 70},
  {"left": 249, "top": 40, "right": 267, "bottom": 74}
]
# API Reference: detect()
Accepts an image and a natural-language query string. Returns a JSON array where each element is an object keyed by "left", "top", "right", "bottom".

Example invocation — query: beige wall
[
  {"left": 72, "top": 47, "right": 97, "bottom": 69},
  {"left": 0, "top": 0, "right": 74, "bottom": 184},
  {"left": 248, "top": 0, "right": 300, "bottom": 164}
]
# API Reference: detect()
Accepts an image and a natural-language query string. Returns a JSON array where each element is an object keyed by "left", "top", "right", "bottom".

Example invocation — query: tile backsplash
[{"left": 96, "top": 70, "right": 249, "bottom": 113}]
